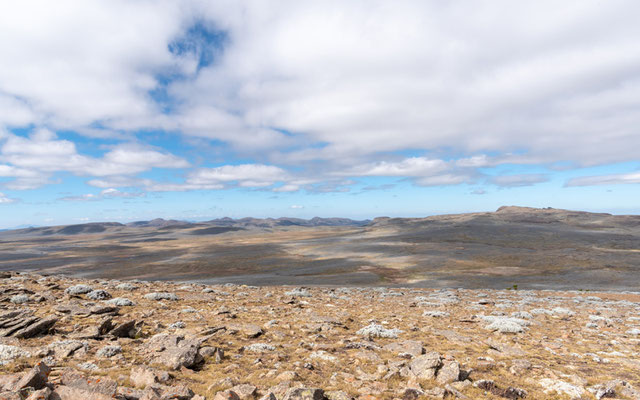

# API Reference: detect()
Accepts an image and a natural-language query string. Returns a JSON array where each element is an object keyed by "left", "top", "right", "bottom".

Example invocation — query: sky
[{"left": 0, "top": 0, "right": 639, "bottom": 228}]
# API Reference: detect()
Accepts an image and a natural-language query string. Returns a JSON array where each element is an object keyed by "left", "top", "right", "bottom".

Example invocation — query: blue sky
[{"left": 0, "top": 1, "right": 639, "bottom": 228}]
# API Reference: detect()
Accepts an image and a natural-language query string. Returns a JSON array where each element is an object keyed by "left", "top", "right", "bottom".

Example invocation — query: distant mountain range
[{"left": 1, "top": 216, "right": 371, "bottom": 235}]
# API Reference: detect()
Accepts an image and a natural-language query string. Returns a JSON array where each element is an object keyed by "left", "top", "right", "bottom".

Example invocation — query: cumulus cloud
[
  {"left": 340, "top": 157, "right": 479, "bottom": 187},
  {"left": 566, "top": 171, "right": 640, "bottom": 187},
  {"left": 0, "top": 1, "right": 639, "bottom": 196},
  {"left": 0, "top": 192, "right": 17, "bottom": 204},
  {"left": 0, "top": 129, "right": 188, "bottom": 189}
]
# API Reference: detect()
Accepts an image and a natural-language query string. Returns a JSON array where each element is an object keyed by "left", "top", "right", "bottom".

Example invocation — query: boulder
[
  {"left": 130, "top": 365, "right": 170, "bottom": 388},
  {"left": 25, "top": 387, "right": 52, "bottom": 400},
  {"left": 13, "top": 362, "right": 51, "bottom": 390},
  {"left": 109, "top": 320, "right": 136, "bottom": 338},
  {"left": 145, "top": 334, "right": 202, "bottom": 370},
  {"left": 214, "top": 391, "right": 241, "bottom": 400},
  {"left": 52, "top": 385, "right": 114, "bottom": 400},
  {"left": 435, "top": 360, "right": 460, "bottom": 384},
  {"left": 409, "top": 352, "right": 442, "bottom": 380},
  {"left": 60, "top": 368, "right": 118, "bottom": 396},
  {"left": 232, "top": 384, "right": 257, "bottom": 399},
  {"left": 282, "top": 388, "right": 326, "bottom": 400},
  {"left": 14, "top": 316, "right": 58, "bottom": 339}
]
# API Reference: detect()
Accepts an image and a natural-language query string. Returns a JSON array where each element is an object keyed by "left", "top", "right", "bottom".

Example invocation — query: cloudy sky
[{"left": 1, "top": 0, "right": 639, "bottom": 228}]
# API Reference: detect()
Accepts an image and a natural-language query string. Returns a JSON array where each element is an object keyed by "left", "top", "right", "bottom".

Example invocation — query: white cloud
[
  {"left": 0, "top": 129, "right": 188, "bottom": 189},
  {"left": 59, "top": 188, "right": 145, "bottom": 202},
  {"left": 566, "top": 171, "right": 640, "bottom": 187},
  {"left": 186, "top": 164, "right": 288, "bottom": 189},
  {"left": 490, "top": 174, "right": 549, "bottom": 187},
  {"left": 339, "top": 156, "right": 478, "bottom": 187},
  {"left": 290, "top": 204, "right": 304, "bottom": 209},
  {"left": 0, "top": 192, "right": 17, "bottom": 204},
  {"left": 1, "top": 1, "right": 639, "bottom": 194}
]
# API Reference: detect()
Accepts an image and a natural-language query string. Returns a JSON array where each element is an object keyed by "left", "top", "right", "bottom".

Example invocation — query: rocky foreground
[{"left": 0, "top": 272, "right": 639, "bottom": 399}]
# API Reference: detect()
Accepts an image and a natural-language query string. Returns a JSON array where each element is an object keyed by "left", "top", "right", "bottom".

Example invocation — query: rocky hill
[{"left": 0, "top": 271, "right": 639, "bottom": 399}]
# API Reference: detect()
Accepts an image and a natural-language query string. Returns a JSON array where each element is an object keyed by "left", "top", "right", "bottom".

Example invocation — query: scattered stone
[
  {"left": 232, "top": 384, "right": 257, "bottom": 399},
  {"left": 87, "top": 289, "right": 112, "bottom": 300},
  {"left": 65, "top": 285, "right": 93, "bottom": 295},
  {"left": 109, "top": 320, "right": 136, "bottom": 338},
  {"left": 14, "top": 316, "right": 58, "bottom": 338},
  {"left": 409, "top": 351, "right": 442, "bottom": 380},
  {"left": 423, "top": 310, "right": 449, "bottom": 317},
  {"left": 539, "top": 378, "right": 585, "bottom": 399},
  {"left": 106, "top": 297, "right": 135, "bottom": 306},
  {"left": 309, "top": 350, "right": 337, "bottom": 362},
  {"left": 356, "top": 323, "right": 402, "bottom": 339},
  {"left": 474, "top": 379, "right": 527, "bottom": 399},
  {"left": 284, "top": 288, "right": 312, "bottom": 298},
  {"left": 0, "top": 344, "right": 31, "bottom": 365},
  {"left": 96, "top": 345, "right": 122, "bottom": 358},
  {"left": 436, "top": 360, "right": 460, "bottom": 384},
  {"left": 115, "top": 282, "right": 138, "bottom": 291},
  {"left": 144, "top": 292, "right": 178, "bottom": 301},
  {"left": 169, "top": 321, "right": 186, "bottom": 329},
  {"left": 244, "top": 343, "right": 276, "bottom": 353},
  {"left": 282, "top": 387, "right": 326, "bottom": 400},
  {"left": 130, "top": 365, "right": 170, "bottom": 388},
  {"left": 9, "top": 294, "right": 29, "bottom": 304},
  {"left": 12, "top": 362, "right": 50, "bottom": 391},
  {"left": 145, "top": 334, "right": 202, "bottom": 370}
]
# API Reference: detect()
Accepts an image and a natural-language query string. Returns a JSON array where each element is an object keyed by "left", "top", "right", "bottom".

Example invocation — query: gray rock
[
  {"left": 52, "top": 385, "right": 114, "bottom": 400},
  {"left": 145, "top": 334, "right": 202, "bottom": 370},
  {"left": 356, "top": 323, "right": 402, "bottom": 339},
  {"left": 284, "top": 288, "right": 312, "bottom": 298},
  {"left": 0, "top": 344, "right": 31, "bottom": 365},
  {"left": 61, "top": 368, "right": 118, "bottom": 396},
  {"left": 436, "top": 360, "right": 460, "bottom": 384},
  {"left": 49, "top": 340, "right": 87, "bottom": 358},
  {"left": 109, "top": 320, "right": 136, "bottom": 338},
  {"left": 106, "top": 297, "right": 135, "bottom": 306},
  {"left": 282, "top": 388, "right": 326, "bottom": 400},
  {"left": 87, "top": 290, "right": 111, "bottom": 300},
  {"left": 25, "top": 387, "right": 51, "bottom": 400},
  {"left": 96, "top": 345, "right": 122, "bottom": 358},
  {"left": 409, "top": 351, "right": 442, "bottom": 380},
  {"left": 144, "top": 292, "right": 178, "bottom": 301},
  {"left": 169, "top": 321, "right": 186, "bottom": 329},
  {"left": 244, "top": 343, "right": 276, "bottom": 353},
  {"left": 115, "top": 282, "right": 138, "bottom": 291},
  {"left": 130, "top": 365, "right": 170, "bottom": 388},
  {"left": 65, "top": 285, "right": 93, "bottom": 295},
  {"left": 232, "top": 384, "right": 257, "bottom": 399},
  {"left": 12, "top": 362, "right": 50, "bottom": 390},
  {"left": 9, "top": 295, "right": 29, "bottom": 304},
  {"left": 13, "top": 316, "right": 57, "bottom": 338}
]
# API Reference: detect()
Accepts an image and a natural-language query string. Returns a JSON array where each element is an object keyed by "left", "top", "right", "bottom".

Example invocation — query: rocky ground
[{"left": 0, "top": 271, "right": 639, "bottom": 399}]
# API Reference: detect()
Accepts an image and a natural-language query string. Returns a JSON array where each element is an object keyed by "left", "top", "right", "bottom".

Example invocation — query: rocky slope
[{"left": 1, "top": 271, "right": 639, "bottom": 399}]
